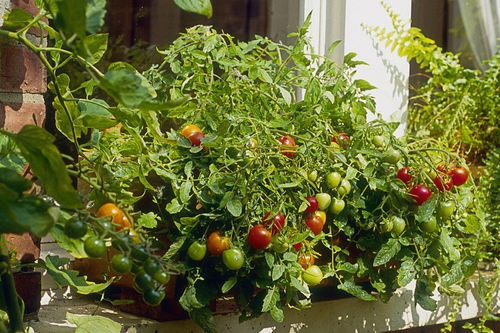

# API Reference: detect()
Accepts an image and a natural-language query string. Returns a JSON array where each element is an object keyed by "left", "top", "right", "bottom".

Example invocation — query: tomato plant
[
  {"left": 64, "top": 219, "right": 88, "bottom": 239},
  {"left": 437, "top": 201, "right": 455, "bottom": 221},
  {"left": 329, "top": 198, "right": 345, "bottom": 215},
  {"left": 304, "top": 196, "right": 319, "bottom": 213},
  {"left": 180, "top": 124, "right": 202, "bottom": 138},
  {"left": 143, "top": 289, "right": 166, "bottom": 306},
  {"left": 433, "top": 175, "right": 453, "bottom": 192},
  {"left": 84, "top": 238, "right": 106, "bottom": 258},
  {"left": 315, "top": 193, "right": 331, "bottom": 211},
  {"left": 298, "top": 254, "right": 315, "bottom": 269},
  {"left": 332, "top": 132, "right": 350, "bottom": 148},
  {"left": 326, "top": 172, "right": 342, "bottom": 188}
]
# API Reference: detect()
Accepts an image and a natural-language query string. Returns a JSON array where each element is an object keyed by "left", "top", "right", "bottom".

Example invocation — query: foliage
[{"left": 66, "top": 313, "right": 122, "bottom": 333}]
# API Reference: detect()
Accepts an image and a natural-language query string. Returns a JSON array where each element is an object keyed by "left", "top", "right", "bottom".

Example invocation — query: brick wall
[{"left": 0, "top": 0, "right": 45, "bottom": 314}]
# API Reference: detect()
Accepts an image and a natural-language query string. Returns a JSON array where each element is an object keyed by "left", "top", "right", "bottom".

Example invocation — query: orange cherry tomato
[
  {"left": 207, "top": 231, "right": 230, "bottom": 256},
  {"left": 97, "top": 203, "right": 131, "bottom": 230},
  {"left": 180, "top": 124, "right": 202, "bottom": 139},
  {"left": 298, "top": 254, "right": 315, "bottom": 269}
]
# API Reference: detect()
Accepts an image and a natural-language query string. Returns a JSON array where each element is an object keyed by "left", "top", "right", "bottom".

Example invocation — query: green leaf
[
  {"left": 162, "top": 236, "right": 186, "bottom": 260},
  {"left": 174, "top": 0, "right": 213, "bottom": 18},
  {"left": 67, "top": 313, "right": 121, "bottom": 333},
  {"left": 166, "top": 198, "right": 184, "bottom": 214},
  {"left": 86, "top": 0, "right": 107, "bottom": 34},
  {"left": 221, "top": 276, "right": 237, "bottom": 293},
  {"left": 1, "top": 8, "right": 34, "bottom": 31},
  {"left": 338, "top": 281, "right": 376, "bottom": 301},
  {"left": 414, "top": 196, "right": 437, "bottom": 223},
  {"left": 100, "top": 69, "right": 155, "bottom": 107},
  {"left": 290, "top": 276, "right": 310, "bottom": 297},
  {"left": 11, "top": 125, "right": 80, "bottom": 208},
  {"left": 272, "top": 265, "right": 285, "bottom": 281},
  {"left": 397, "top": 260, "right": 416, "bottom": 287},
  {"left": 439, "top": 228, "right": 460, "bottom": 261},
  {"left": 354, "top": 79, "right": 377, "bottom": 91},
  {"left": 262, "top": 287, "right": 278, "bottom": 312},
  {"left": 49, "top": 224, "right": 88, "bottom": 258},
  {"left": 373, "top": 238, "right": 401, "bottom": 267},
  {"left": 415, "top": 275, "right": 437, "bottom": 311},
  {"left": 78, "top": 99, "right": 116, "bottom": 129},
  {"left": 54, "top": 0, "right": 86, "bottom": 37},
  {"left": 0, "top": 197, "right": 57, "bottom": 236},
  {"left": 270, "top": 304, "right": 284, "bottom": 322},
  {"left": 180, "top": 181, "right": 193, "bottom": 203},
  {"left": 190, "top": 307, "right": 217, "bottom": 333},
  {"left": 264, "top": 252, "right": 274, "bottom": 268},
  {"left": 77, "top": 33, "right": 108, "bottom": 65},
  {"left": 226, "top": 196, "right": 242, "bottom": 217},
  {"left": 137, "top": 212, "right": 159, "bottom": 228}
]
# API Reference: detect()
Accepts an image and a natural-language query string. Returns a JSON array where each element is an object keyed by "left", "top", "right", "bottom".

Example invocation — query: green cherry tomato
[
  {"left": 143, "top": 289, "right": 166, "bottom": 306},
  {"left": 134, "top": 271, "right": 154, "bottom": 292},
  {"left": 84, "top": 237, "right": 106, "bottom": 258},
  {"left": 187, "top": 241, "right": 207, "bottom": 261},
  {"left": 391, "top": 217, "right": 406, "bottom": 236},
  {"left": 271, "top": 237, "right": 288, "bottom": 254},
  {"left": 111, "top": 254, "right": 133, "bottom": 273},
  {"left": 131, "top": 247, "right": 149, "bottom": 261},
  {"left": 64, "top": 220, "right": 88, "bottom": 239},
  {"left": 315, "top": 193, "right": 332, "bottom": 211},
  {"left": 308, "top": 170, "right": 318, "bottom": 182},
  {"left": 303, "top": 265, "right": 323, "bottom": 286},
  {"left": 421, "top": 217, "right": 437, "bottom": 233},
  {"left": 153, "top": 270, "right": 170, "bottom": 284},
  {"left": 326, "top": 172, "right": 342, "bottom": 189},
  {"left": 337, "top": 179, "right": 351, "bottom": 196},
  {"left": 437, "top": 201, "right": 455, "bottom": 221},
  {"left": 222, "top": 248, "right": 245, "bottom": 270},
  {"left": 372, "top": 135, "right": 387, "bottom": 148},
  {"left": 383, "top": 148, "right": 402, "bottom": 164},
  {"left": 379, "top": 219, "right": 393, "bottom": 233},
  {"left": 329, "top": 198, "right": 346, "bottom": 215},
  {"left": 144, "top": 258, "right": 160, "bottom": 276}
]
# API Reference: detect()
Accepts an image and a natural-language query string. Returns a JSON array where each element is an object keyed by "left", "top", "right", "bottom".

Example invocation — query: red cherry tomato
[
  {"left": 304, "top": 196, "right": 319, "bottom": 213},
  {"left": 306, "top": 215, "right": 325, "bottom": 235},
  {"left": 449, "top": 167, "right": 469, "bottom": 186},
  {"left": 188, "top": 132, "right": 204, "bottom": 146},
  {"left": 248, "top": 225, "right": 272, "bottom": 250},
  {"left": 409, "top": 185, "right": 432, "bottom": 205},
  {"left": 278, "top": 135, "right": 296, "bottom": 158},
  {"left": 397, "top": 168, "right": 412, "bottom": 183},
  {"left": 433, "top": 175, "right": 453, "bottom": 192},
  {"left": 263, "top": 213, "right": 286, "bottom": 234},
  {"left": 180, "top": 124, "right": 202, "bottom": 138},
  {"left": 292, "top": 242, "right": 303, "bottom": 250},
  {"left": 331, "top": 132, "right": 350, "bottom": 148}
]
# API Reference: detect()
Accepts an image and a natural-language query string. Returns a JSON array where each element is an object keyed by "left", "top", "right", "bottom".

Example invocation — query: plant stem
[{"left": 0, "top": 235, "right": 24, "bottom": 333}]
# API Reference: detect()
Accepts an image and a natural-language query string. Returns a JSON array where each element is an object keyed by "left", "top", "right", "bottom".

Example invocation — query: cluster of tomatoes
[{"left": 64, "top": 203, "right": 168, "bottom": 306}]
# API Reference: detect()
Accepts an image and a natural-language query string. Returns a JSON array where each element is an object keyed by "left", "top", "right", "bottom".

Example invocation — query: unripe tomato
[
  {"left": 153, "top": 270, "right": 170, "bottom": 284},
  {"left": 263, "top": 213, "right": 286, "bottom": 234},
  {"left": 305, "top": 196, "right": 319, "bottom": 213},
  {"left": 308, "top": 170, "right": 318, "bottom": 182},
  {"left": 326, "top": 172, "right": 342, "bottom": 188},
  {"left": 315, "top": 193, "right": 331, "bottom": 211},
  {"left": 313, "top": 210, "right": 326, "bottom": 224},
  {"left": 143, "top": 289, "right": 165, "bottom": 306},
  {"left": 111, "top": 254, "right": 133, "bottom": 273},
  {"left": 437, "top": 201, "right": 455, "bottom": 221},
  {"left": 306, "top": 215, "right": 325, "bottom": 235},
  {"left": 337, "top": 179, "right": 351, "bottom": 196},
  {"left": 331, "top": 132, "right": 350, "bottom": 148},
  {"left": 372, "top": 135, "right": 387, "bottom": 148},
  {"left": 303, "top": 265, "right": 323, "bottom": 286},
  {"left": 180, "top": 124, "right": 202, "bottom": 138},
  {"left": 397, "top": 168, "right": 412, "bottom": 184},
  {"left": 409, "top": 185, "right": 432, "bottom": 205},
  {"left": 84, "top": 238, "right": 106, "bottom": 258},
  {"left": 433, "top": 175, "right": 453, "bottom": 192},
  {"left": 383, "top": 148, "right": 402, "bottom": 164},
  {"left": 134, "top": 271, "right": 154, "bottom": 292},
  {"left": 271, "top": 237, "right": 288, "bottom": 253},
  {"left": 248, "top": 225, "right": 271, "bottom": 250},
  {"left": 449, "top": 167, "right": 469, "bottom": 186},
  {"left": 298, "top": 254, "right": 315, "bottom": 269},
  {"left": 278, "top": 135, "right": 296, "bottom": 158},
  {"left": 207, "top": 231, "right": 230, "bottom": 256},
  {"left": 391, "top": 217, "right": 406, "bottom": 235},
  {"left": 421, "top": 217, "right": 437, "bottom": 233},
  {"left": 144, "top": 258, "right": 160, "bottom": 276},
  {"left": 379, "top": 219, "right": 393, "bottom": 233},
  {"left": 131, "top": 246, "right": 149, "bottom": 261},
  {"left": 329, "top": 198, "right": 345, "bottom": 215},
  {"left": 222, "top": 248, "right": 245, "bottom": 270},
  {"left": 187, "top": 241, "right": 207, "bottom": 261},
  {"left": 64, "top": 219, "right": 88, "bottom": 239}
]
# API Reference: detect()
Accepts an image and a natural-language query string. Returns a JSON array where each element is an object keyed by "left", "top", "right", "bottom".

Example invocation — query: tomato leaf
[
  {"left": 1, "top": 8, "right": 33, "bottom": 31},
  {"left": 338, "top": 280, "right": 376, "bottom": 301},
  {"left": 415, "top": 195, "right": 437, "bottom": 223},
  {"left": 190, "top": 307, "right": 217, "bottom": 333},
  {"left": 221, "top": 276, "right": 237, "bottom": 293},
  {"left": 137, "top": 212, "right": 159, "bottom": 229},
  {"left": 77, "top": 33, "right": 108, "bottom": 65},
  {"left": 226, "top": 196, "right": 242, "bottom": 217},
  {"left": 49, "top": 224, "right": 88, "bottom": 258},
  {"left": 264, "top": 252, "right": 274, "bottom": 268},
  {"left": 262, "top": 287, "right": 277, "bottom": 312},
  {"left": 166, "top": 198, "right": 184, "bottom": 214},
  {"left": 373, "top": 238, "right": 401, "bottom": 267},
  {"left": 162, "top": 236, "right": 186, "bottom": 260},
  {"left": 415, "top": 275, "right": 437, "bottom": 311},
  {"left": 77, "top": 99, "right": 116, "bottom": 129},
  {"left": 67, "top": 313, "right": 121, "bottom": 333},
  {"left": 173, "top": 0, "right": 213, "bottom": 18},
  {"left": 272, "top": 265, "right": 285, "bottom": 281},
  {"left": 397, "top": 260, "right": 416, "bottom": 287},
  {"left": 290, "top": 276, "right": 310, "bottom": 297},
  {"left": 86, "top": 0, "right": 107, "bottom": 34},
  {"left": 439, "top": 228, "right": 461, "bottom": 261}
]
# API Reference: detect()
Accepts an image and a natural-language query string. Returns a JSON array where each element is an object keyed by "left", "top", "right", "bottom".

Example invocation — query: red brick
[
  {"left": 10, "top": 0, "right": 39, "bottom": 15},
  {"left": 5, "top": 233, "right": 41, "bottom": 263},
  {"left": 0, "top": 44, "right": 46, "bottom": 93},
  {"left": 0, "top": 100, "right": 45, "bottom": 131}
]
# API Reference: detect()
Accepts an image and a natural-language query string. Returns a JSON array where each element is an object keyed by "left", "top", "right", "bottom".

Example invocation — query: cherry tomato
[
  {"left": 421, "top": 217, "right": 437, "bottom": 233},
  {"left": 305, "top": 196, "right": 319, "bottom": 213},
  {"left": 248, "top": 225, "right": 272, "bottom": 250},
  {"left": 308, "top": 170, "right": 318, "bottom": 182},
  {"left": 247, "top": 138, "right": 258, "bottom": 150},
  {"left": 379, "top": 219, "right": 393, "bottom": 233},
  {"left": 391, "top": 217, "right": 406, "bottom": 235},
  {"left": 144, "top": 258, "right": 160, "bottom": 276},
  {"left": 315, "top": 193, "right": 331, "bottom": 211},
  {"left": 337, "top": 179, "right": 351, "bottom": 196},
  {"left": 329, "top": 198, "right": 345, "bottom": 215},
  {"left": 397, "top": 168, "right": 412, "bottom": 184},
  {"left": 313, "top": 210, "right": 326, "bottom": 223},
  {"left": 278, "top": 135, "right": 296, "bottom": 158},
  {"left": 263, "top": 213, "right": 286, "bottom": 234},
  {"left": 331, "top": 132, "right": 350, "bottom": 148},
  {"left": 437, "top": 201, "right": 455, "bottom": 220},
  {"left": 372, "top": 135, "right": 387, "bottom": 148},
  {"left": 449, "top": 167, "right": 469, "bottom": 186},
  {"left": 207, "top": 231, "right": 230, "bottom": 256},
  {"left": 143, "top": 289, "right": 165, "bottom": 306},
  {"left": 302, "top": 265, "right": 323, "bottom": 286},
  {"left": 111, "top": 254, "right": 132, "bottom": 273},
  {"left": 326, "top": 172, "right": 342, "bottom": 188},
  {"left": 187, "top": 241, "right": 207, "bottom": 261},
  {"left": 134, "top": 271, "right": 154, "bottom": 292},
  {"left": 180, "top": 124, "right": 202, "bottom": 138},
  {"left": 131, "top": 246, "right": 149, "bottom": 261},
  {"left": 433, "top": 175, "right": 453, "bottom": 192},
  {"left": 188, "top": 132, "right": 204, "bottom": 146},
  {"left": 64, "top": 219, "right": 88, "bottom": 239},
  {"left": 409, "top": 185, "right": 432, "bottom": 205},
  {"left": 84, "top": 237, "right": 106, "bottom": 258},
  {"left": 222, "top": 248, "right": 245, "bottom": 270},
  {"left": 271, "top": 237, "right": 288, "bottom": 253},
  {"left": 383, "top": 148, "right": 402, "bottom": 164},
  {"left": 153, "top": 270, "right": 170, "bottom": 284},
  {"left": 292, "top": 242, "right": 303, "bottom": 250},
  {"left": 97, "top": 203, "right": 130, "bottom": 230},
  {"left": 306, "top": 215, "right": 325, "bottom": 235},
  {"left": 298, "top": 254, "right": 315, "bottom": 269}
]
